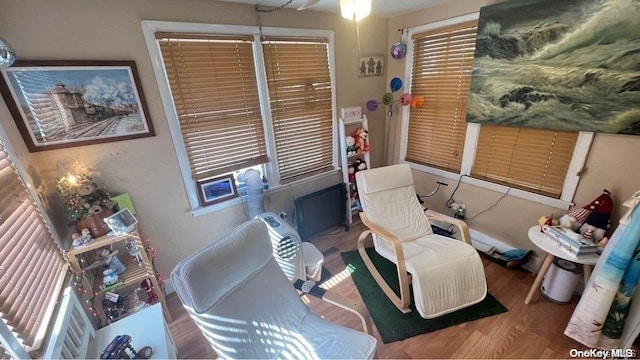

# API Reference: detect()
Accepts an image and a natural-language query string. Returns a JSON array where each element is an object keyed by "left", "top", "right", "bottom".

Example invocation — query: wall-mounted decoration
[
  {"left": 0, "top": 60, "right": 155, "bottom": 152},
  {"left": 358, "top": 55, "right": 384, "bottom": 77},
  {"left": 390, "top": 29, "right": 407, "bottom": 60},
  {"left": 466, "top": 0, "right": 640, "bottom": 135},
  {"left": 196, "top": 174, "right": 238, "bottom": 207}
]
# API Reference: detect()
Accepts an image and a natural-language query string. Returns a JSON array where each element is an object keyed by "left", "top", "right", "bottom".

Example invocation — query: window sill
[
  {"left": 401, "top": 161, "right": 573, "bottom": 210},
  {"left": 189, "top": 169, "right": 340, "bottom": 217}
]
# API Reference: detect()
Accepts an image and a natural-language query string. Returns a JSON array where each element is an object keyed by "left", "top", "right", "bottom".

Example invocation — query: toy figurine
[
  {"left": 126, "top": 239, "right": 144, "bottom": 267},
  {"left": 81, "top": 228, "right": 94, "bottom": 244},
  {"left": 93, "top": 248, "right": 127, "bottom": 274},
  {"left": 140, "top": 278, "right": 158, "bottom": 304},
  {"left": 100, "top": 335, "right": 152, "bottom": 359},
  {"left": 71, "top": 233, "right": 83, "bottom": 248}
]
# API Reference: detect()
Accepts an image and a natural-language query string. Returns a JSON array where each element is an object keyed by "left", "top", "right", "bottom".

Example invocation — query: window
[
  {"left": 143, "top": 22, "right": 337, "bottom": 212},
  {"left": 401, "top": 14, "right": 591, "bottom": 209},
  {"left": 262, "top": 37, "right": 334, "bottom": 183},
  {"left": 156, "top": 33, "right": 269, "bottom": 180},
  {"left": 472, "top": 125, "right": 578, "bottom": 198},
  {"left": 405, "top": 20, "right": 477, "bottom": 173},
  {"left": 0, "top": 139, "right": 67, "bottom": 356}
]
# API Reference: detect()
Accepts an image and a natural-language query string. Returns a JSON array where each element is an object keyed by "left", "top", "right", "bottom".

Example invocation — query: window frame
[
  {"left": 142, "top": 21, "right": 338, "bottom": 216},
  {"left": 398, "top": 13, "right": 593, "bottom": 210}
]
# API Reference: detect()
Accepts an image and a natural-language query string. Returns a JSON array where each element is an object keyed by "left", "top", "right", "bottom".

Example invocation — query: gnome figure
[{"left": 560, "top": 189, "right": 613, "bottom": 241}]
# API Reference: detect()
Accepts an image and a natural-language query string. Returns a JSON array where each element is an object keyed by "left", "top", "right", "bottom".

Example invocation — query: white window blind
[
  {"left": 0, "top": 141, "right": 67, "bottom": 354},
  {"left": 262, "top": 37, "right": 334, "bottom": 183},
  {"left": 157, "top": 32, "right": 269, "bottom": 180},
  {"left": 406, "top": 21, "right": 478, "bottom": 172}
]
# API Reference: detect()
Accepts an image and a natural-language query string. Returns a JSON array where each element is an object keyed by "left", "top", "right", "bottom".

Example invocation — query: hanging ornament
[{"left": 390, "top": 29, "right": 407, "bottom": 59}]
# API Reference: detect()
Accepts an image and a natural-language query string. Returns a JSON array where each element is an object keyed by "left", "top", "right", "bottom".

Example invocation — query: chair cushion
[
  {"left": 298, "top": 312, "right": 377, "bottom": 359},
  {"left": 356, "top": 163, "right": 414, "bottom": 195},
  {"left": 172, "top": 220, "right": 378, "bottom": 359},
  {"left": 357, "top": 164, "right": 433, "bottom": 240},
  {"left": 402, "top": 234, "right": 487, "bottom": 319},
  {"left": 171, "top": 220, "right": 274, "bottom": 313}
]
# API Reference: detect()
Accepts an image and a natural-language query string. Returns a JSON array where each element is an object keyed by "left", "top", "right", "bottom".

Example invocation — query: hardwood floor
[{"left": 166, "top": 219, "right": 596, "bottom": 359}]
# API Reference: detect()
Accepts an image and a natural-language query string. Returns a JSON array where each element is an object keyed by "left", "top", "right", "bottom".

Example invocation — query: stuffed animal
[
  {"left": 347, "top": 162, "right": 355, "bottom": 182},
  {"left": 352, "top": 128, "right": 370, "bottom": 154},
  {"left": 353, "top": 158, "right": 368, "bottom": 172},
  {"left": 559, "top": 189, "right": 613, "bottom": 241},
  {"left": 345, "top": 136, "right": 357, "bottom": 156}
]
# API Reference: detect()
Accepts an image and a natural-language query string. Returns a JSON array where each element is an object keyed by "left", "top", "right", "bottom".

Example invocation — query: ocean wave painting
[{"left": 466, "top": 0, "right": 640, "bottom": 135}]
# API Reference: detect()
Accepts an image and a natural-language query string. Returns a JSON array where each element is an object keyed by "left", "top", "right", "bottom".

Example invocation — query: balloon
[
  {"left": 399, "top": 93, "right": 412, "bottom": 106},
  {"left": 382, "top": 92, "right": 394, "bottom": 106},
  {"left": 366, "top": 100, "right": 379, "bottom": 112},
  {"left": 410, "top": 96, "right": 425, "bottom": 109},
  {"left": 390, "top": 77, "right": 403, "bottom": 92},
  {"left": 390, "top": 42, "right": 407, "bottom": 59}
]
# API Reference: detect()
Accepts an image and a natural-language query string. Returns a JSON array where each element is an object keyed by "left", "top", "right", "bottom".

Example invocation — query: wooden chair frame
[{"left": 357, "top": 209, "right": 473, "bottom": 314}]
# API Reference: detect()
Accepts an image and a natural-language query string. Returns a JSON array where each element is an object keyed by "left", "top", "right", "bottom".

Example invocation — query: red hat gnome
[{"left": 560, "top": 190, "right": 613, "bottom": 241}]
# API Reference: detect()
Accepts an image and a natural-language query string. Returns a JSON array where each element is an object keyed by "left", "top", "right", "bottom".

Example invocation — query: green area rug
[{"left": 341, "top": 248, "right": 508, "bottom": 343}]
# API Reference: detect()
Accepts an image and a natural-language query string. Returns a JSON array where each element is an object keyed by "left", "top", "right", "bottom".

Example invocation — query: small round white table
[{"left": 524, "top": 225, "right": 600, "bottom": 304}]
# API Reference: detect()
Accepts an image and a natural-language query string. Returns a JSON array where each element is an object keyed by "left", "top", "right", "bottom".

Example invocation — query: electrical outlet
[{"left": 451, "top": 203, "right": 466, "bottom": 219}]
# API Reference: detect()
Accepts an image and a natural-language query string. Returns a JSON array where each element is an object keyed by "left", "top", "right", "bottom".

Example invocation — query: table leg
[
  {"left": 524, "top": 253, "right": 554, "bottom": 305},
  {"left": 583, "top": 264, "right": 593, "bottom": 285}
]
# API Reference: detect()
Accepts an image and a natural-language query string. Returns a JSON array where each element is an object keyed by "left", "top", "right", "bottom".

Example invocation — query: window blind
[
  {"left": 157, "top": 33, "right": 269, "bottom": 180},
  {"left": 262, "top": 37, "right": 334, "bottom": 183},
  {"left": 406, "top": 21, "right": 478, "bottom": 172},
  {"left": 0, "top": 141, "right": 67, "bottom": 353},
  {"left": 471, "top": 125, "right": 578, "bottom": 198}
]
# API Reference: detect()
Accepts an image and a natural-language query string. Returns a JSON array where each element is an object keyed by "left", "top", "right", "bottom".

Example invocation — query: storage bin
[{"left": 541, "top": 258, "right": 581, "bottom": 304}]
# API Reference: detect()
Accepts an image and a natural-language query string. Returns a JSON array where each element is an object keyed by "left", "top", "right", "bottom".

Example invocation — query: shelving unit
[
  {"left": 339, "top": 114, "right": 371, "bottom": 224},
  {"left": 67, "top": 229, "right": 171, "bottom": 327}
]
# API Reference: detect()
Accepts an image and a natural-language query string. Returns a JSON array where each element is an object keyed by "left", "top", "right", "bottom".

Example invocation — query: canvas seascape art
[{"left": 466, "top": 0, "right": 640, "bottom": 135}]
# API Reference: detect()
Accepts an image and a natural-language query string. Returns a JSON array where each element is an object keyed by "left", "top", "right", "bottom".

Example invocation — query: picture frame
[
  {"left": 196, "top": 175, "right": 238, "bottom": 207},
  {"left": 105, "top": 208, "right": 138, "bottom": 235},
  {"left": 358, "top": 55, "right": 385, "bottom": 77},
  {"left": 0, "top": 60, "right": 155, "bottom": 152}
]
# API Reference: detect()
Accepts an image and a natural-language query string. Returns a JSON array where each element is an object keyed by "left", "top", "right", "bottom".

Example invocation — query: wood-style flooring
[{"left": 166, "top": 219, "right": 600, "bottom": 359}]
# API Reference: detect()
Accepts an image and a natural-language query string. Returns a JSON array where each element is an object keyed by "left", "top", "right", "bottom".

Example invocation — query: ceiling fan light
[
  {"left": 340, "top": 0, "right": 371, "bottom": 21},
  {"left": 0, "top": 37, "right": 16, "bottom": 68}
]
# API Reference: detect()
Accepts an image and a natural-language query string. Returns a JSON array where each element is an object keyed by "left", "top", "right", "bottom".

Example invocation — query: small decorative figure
[
  {"left": 103, "top": 268, "right": 119, "bottom": 286},
  {"left": 71, "top": 232, "right": 83, "bottom": 248},
  {"left": 95, "top": 248, "right": 127, "bottom": 274},
  {"left": 126, "top": 240, "right": 144, "bottom": 267},
  {"left": 140, "top": 278, "right": 158, "bottom": 304},
  {"left": 81, "top": 228, "right": 94, "bottom": 244}
]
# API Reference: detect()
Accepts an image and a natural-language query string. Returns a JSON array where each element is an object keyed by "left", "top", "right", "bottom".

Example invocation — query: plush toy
[
  {"left": 352, "top": 128, "right": 370, "bottom": 154},
  {"left": 353, "top": 158, "right": 368, "bottom": 172},
  {"left": 559, "top": 189, "right": 613, "bottom": 241},
  {"left": 345, "top": 136, "right": 357, "bottom": 156},
  {"left": 347, "top": 162, "right": 355, "bottom": 182}
]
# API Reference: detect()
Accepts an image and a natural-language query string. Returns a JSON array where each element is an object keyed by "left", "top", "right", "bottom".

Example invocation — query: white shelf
[{"left": 339, "top": 115, "right": 371, "bottom": 224}]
